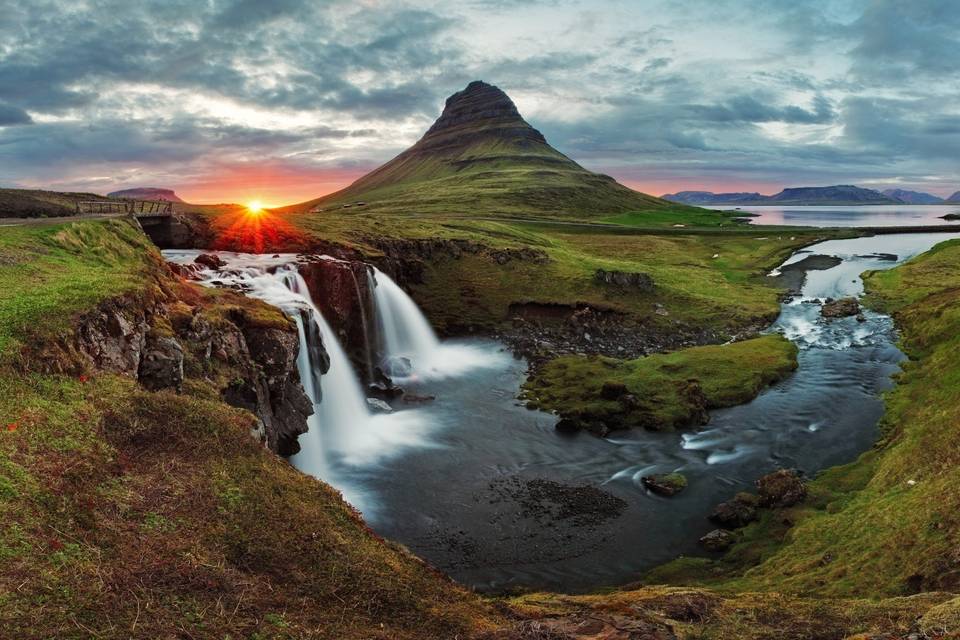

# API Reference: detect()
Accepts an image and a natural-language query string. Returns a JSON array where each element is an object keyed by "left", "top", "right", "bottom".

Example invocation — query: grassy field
[{"left": 523, "top": 335, "right": 798, "bottom": 432}]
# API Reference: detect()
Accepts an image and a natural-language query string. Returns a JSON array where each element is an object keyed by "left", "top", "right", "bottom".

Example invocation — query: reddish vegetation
[{"left": 210, "top": 208, "right": 311, "bottom": 253}]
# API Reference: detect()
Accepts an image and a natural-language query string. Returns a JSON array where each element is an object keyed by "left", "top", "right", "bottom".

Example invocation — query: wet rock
[
  {"left": 699, "top": 529, "right": 736, "bottom": 552},
  {"left": 822, "top": 297, "right": 860, "bottom": 318},
  {"left": 194, "top": 253, "right": 225, "bottom": 270},
  {"left": 642, "top": 473, "right": 688, "bottom": 497},
  {"left": 594, "top": 268, "right": 655, "bottom": 292},
  {"left": 856, "top": 313, "right": 867, "bottom": 323},
  {"left": 555, "top": 418, "right": 581, "bottom": 434},
  {"left": 368, "top": 366, "right": 404, "bottom": 399},
  {"left": 138, "top": 336, "right": 184, "bottom": 392},
  {"left": 709, "top": 492, "right": 760, "bottom": 529},
  {"left": 756, "top": 468, "right": 807, "bottom": 508},
  {"left": 382, "top": 355, "right": 413, "bottom": 378},
  {"left": 366, "top": 398, "right": 393, "bottom": 414}
]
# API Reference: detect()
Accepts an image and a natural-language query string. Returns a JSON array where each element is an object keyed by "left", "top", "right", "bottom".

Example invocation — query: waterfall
[
  {"left": 369, "top": 268, "right": 440, "bottom": 374},
  {"left": 281, "top": 270, "right": 371, "bottom": 477}
]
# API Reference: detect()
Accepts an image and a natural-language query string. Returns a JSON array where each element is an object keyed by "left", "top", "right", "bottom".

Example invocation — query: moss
[{"left": 523, "top": 335, "right": 798, "bottom": 432}]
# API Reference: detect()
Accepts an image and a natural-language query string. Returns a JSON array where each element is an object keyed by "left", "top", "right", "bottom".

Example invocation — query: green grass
[
  {"left": 522, "top": 335, "right": 798, "bottom": 432},
  {"left": 0, "top": 219, "right": 155, "bottom": 359}
]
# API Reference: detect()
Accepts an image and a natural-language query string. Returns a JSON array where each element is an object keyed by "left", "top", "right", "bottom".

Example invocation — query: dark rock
[
  {"left": 600, "top": 380, "right": 629, "bottom": 400},
  {"left": 642, "top": 473, "right": 688, "bottom": 497},
  {"left": 555, "top": 418, "right": 581, "bottom": 433},
  {"left": 856, "top": 313, "right": 867, "bottom": 323},
  {"left": 298, "top": 257, "right": 375, "bottom": 377},
  {"left": 138, "top": 336, "right": 184, "bottom": 392},
  {"left": 699, "top": 529, "right": 736, "bottom": 552},
  {"left": 594, "top": 268, "right": 654, "bottom": 292},
  {"left": 756, "top": 468, "right": 807, "bottom": 508},
  {"left": 821, "top": 297, "right": 860, "bottom": 318},
  {"left": 709, "top": 492, "right": 760, "bottom": 529},
  {"left": 194, "top": 253, "right": 225, "bottom": 270}
]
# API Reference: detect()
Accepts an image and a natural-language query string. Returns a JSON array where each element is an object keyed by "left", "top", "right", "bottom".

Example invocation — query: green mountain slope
[{"left": 293, "top": 81, "right": 680, "bottom": 219}]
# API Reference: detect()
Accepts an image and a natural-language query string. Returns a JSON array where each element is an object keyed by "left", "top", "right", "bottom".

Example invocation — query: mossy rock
[{"left": 642, "top": 472, "right": 688, "bottom": 497}]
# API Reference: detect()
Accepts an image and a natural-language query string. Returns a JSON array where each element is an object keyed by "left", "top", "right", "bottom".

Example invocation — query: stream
[{"left": 163, "top": 231, "right": 957, "bottom": 593}]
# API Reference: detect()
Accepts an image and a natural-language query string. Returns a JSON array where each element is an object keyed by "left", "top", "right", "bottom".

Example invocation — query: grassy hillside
[{"left": 0, "top": 220, "right": 497, "bottom": 638}]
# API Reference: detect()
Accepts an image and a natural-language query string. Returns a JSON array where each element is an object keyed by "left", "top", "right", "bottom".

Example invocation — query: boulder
[
  {"left": 699, "top": 529, "right": 736, "bottom": 552},
  {"left": 642, "top": 473, "right": 688, "bottom": 497},
  {"left": 756, "top": 468, "right": 807, "bottom": 508},
  {"left": 138, "top": 336, "right": 184, "bottom": 392},
  {"left": 709, "top": 492, "right": 760, "bottom": 529},
  {"left": 555, "top": 418, "right": 581, "bottom": 434},
  {"left": 366, "top": 398, "right": 394, "bottom": 414},
  {"left": 194, "top": 253, "right": 225, "bottom": 270},
  {"left": 594, "top": 268, "right": 655, "bottom": 292},
  {"left": 821, "top": 297, "right": 860, "bottom": 318}
]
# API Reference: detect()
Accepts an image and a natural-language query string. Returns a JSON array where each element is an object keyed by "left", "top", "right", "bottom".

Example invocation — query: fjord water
[
  {"left": 712, "top": 203, "right": 960, "bottom": 227},
  {"left": 164, "top": 233, "right": 956, "bottom": 593}
]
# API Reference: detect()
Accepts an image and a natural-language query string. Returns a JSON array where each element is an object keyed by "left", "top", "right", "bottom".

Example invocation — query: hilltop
[
  {"left": 107, "top": 187, "right": 185, "bottom": 203},
  {"left": 0, "top": 188, "right": 113, "bottom": 218},
  {"left": 290, "top": 81, "right": 682, "bottom": 219},
  {"left": 947, "top": 191, "right": 960, "bottom": 203}
]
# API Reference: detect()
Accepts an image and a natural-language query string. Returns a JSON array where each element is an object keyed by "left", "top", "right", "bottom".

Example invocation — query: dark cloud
[{"left": 0, "top": 103, "right": 32, "bottom": 126}]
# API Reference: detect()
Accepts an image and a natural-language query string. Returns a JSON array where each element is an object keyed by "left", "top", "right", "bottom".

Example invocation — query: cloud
[
  {"left": 0, "top": 103, "right": 32, "bottom": 126},
  {"left": 0, "top": 0, "right": 957, "bottom": 200}
]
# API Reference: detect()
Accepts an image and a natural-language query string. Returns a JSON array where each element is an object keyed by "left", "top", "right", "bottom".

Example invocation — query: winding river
[{"left": 163, "top": 230, "right": 958, "bottom": 594}]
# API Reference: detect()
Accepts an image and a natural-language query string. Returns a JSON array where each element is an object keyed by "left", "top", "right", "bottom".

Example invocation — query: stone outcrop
[
  {"left": 756, "top": 468, "right": 807, "bottom": 508},
  {"left": 699, "top": 529, "right": 736, "bottom": 552},
  {"left": 298, "top": 257, "right": 375, "bottom": 378},
  {"left": 709, "top": 492, "right": 760, "bottom": 529},
  {"left": 821, "top": 297, "right": 860, "bottom": 318},
  {"left": 33, "top": 277, "right": 316, "bottom": 457},
  {"left": 594, "top": 268, "right": 655, "bottom": 292},
  {"left": 138, "top": 335, "right": 184, "bottom": 392}
]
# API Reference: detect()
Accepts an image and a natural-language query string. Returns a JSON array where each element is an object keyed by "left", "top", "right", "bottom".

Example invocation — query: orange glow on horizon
[
  {"left": 246, "top": 200, "right": 265, "bottom": 213},
  {"left": 212, "top": 207, "right": 308, "bottom": 254}
]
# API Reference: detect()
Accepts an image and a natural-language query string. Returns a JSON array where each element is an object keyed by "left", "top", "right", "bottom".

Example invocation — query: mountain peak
[{"left": 420, "top": 80, "right": 545, "bottom": 145}]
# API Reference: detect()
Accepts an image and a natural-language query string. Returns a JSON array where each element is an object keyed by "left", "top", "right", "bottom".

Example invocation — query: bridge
[{"left": 75, "top": 199, "right": 173, "bottom": 217}]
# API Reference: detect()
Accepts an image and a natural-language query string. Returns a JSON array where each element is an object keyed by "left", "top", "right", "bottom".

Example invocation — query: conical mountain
[{"left": 297, "top": 81, "right": 674, "bottom": 218}]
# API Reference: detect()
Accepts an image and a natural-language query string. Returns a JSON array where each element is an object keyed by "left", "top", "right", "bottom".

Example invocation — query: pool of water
[{"left": 711, "top": 204, "right": 960, "bottom": 227}]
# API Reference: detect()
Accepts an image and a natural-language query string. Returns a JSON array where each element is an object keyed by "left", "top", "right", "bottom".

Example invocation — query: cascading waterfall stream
[
  {"left": 369, "top": 267, "right": 439, "bottom": 373},
  {"left": 160, "top": 251, "right": 441, "bottom": 515}
]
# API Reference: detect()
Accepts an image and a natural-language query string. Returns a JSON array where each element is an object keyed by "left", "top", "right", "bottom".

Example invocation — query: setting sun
[{"left": 246, "top": 200, "right": 264, "bottom": 213}]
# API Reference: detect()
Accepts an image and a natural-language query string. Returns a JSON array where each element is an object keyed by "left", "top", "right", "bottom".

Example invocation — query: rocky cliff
[{"left": 28, "top": 267, "right": 315, "bottom": 456}]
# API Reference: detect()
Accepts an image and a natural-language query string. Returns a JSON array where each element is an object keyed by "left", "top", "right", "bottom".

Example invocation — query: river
[
  {"left": 711, "top": 203, "right": 960, "bottom": 227},
  {"left": 162, "top": 230, "right": 958, "bottom": 594}
]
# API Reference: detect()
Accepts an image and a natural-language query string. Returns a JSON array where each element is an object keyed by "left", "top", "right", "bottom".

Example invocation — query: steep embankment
[{"left": 0, "top": 220, "right": 496, "bottom": 638}]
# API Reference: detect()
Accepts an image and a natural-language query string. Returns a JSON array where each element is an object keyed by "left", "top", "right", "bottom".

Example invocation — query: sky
[{"left": 0, "top": 0, "right": 958, "bottom": 205}]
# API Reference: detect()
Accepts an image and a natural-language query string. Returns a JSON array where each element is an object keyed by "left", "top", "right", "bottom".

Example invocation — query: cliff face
[{"left": 30, "top": 271, "right": 315, "bottom": 456}]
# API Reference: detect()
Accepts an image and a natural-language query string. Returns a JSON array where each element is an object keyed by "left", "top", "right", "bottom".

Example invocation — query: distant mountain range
[
  {"left": 107, "top": 187, "right": 184, "bottom": 203},
  {"left": 664, "top": 185, "right": 956, "bottom": 206},
  {"left": 881, "top": 189, "right": 944, "bottom": 204}
]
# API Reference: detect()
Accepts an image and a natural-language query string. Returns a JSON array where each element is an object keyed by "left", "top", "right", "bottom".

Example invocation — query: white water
[
  {"left": 369, "top": 267, "right": 497, "bottom": 380},
  {"left": 161, "top": 251, "right": 441, "bottom": 515}
]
